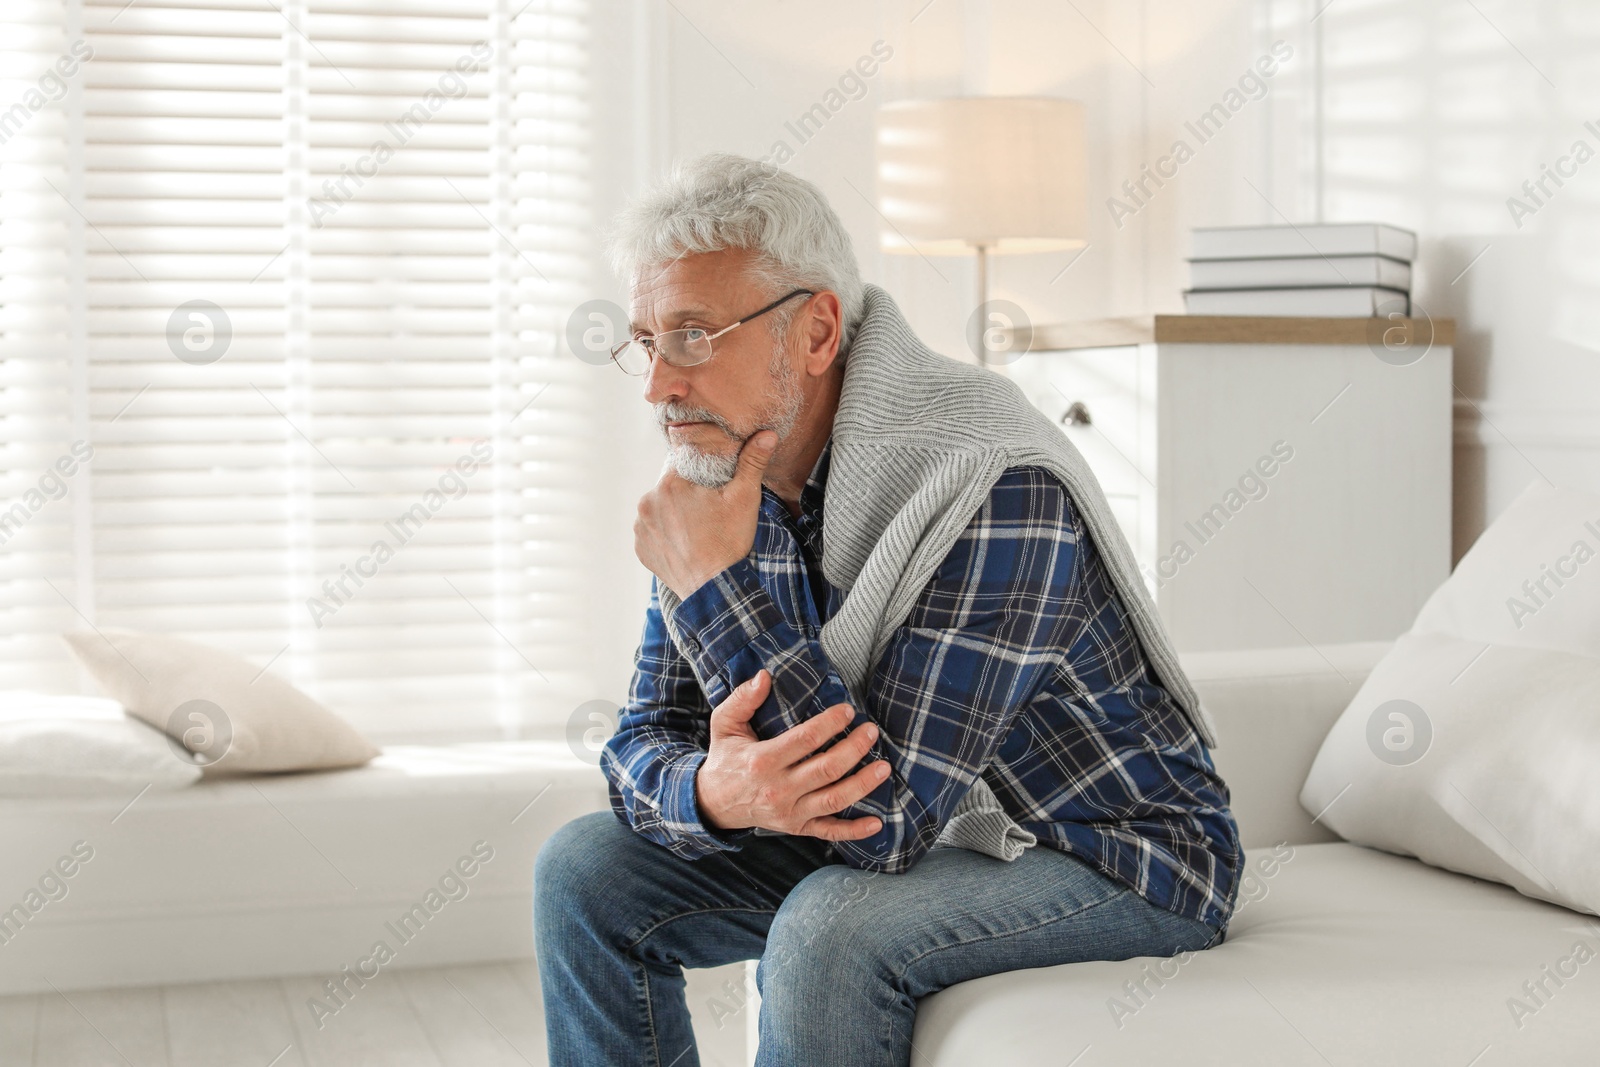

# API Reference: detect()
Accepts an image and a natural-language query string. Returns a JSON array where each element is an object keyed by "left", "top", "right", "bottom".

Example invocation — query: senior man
[{"left": 535, "top": 154, "right": 1241, "bottom": 1067}]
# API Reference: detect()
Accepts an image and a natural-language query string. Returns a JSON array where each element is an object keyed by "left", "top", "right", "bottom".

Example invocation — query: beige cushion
[{"left": 62, "top": 630, "right": 378, "bottom": 777}]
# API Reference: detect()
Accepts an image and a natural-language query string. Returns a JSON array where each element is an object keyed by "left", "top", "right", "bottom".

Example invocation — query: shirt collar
[
  {"left": 799, "top": 439, "right": 831, "bottom": 525},
  {"left": 756, "top": 438, "right": 832, "bottom": 534}
]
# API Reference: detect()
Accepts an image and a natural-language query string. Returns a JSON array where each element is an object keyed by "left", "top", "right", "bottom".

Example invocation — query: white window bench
[{"left": 0, "top": 742, "right": 608, "bottom": 997}]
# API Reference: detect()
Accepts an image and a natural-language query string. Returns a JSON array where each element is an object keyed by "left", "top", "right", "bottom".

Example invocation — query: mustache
[{"left": 654, "top": 402, "right": 738, "bottom": 438}]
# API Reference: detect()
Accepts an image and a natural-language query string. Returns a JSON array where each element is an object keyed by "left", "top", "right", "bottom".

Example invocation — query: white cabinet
[{"left": 1006, "top": 315, "right": 1453, "bottom": 653}]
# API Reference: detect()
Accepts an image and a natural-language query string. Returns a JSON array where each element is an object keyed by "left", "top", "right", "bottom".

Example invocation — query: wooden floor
[{"left": 0, "top": 962, "right": 551, "bottom": 1067}]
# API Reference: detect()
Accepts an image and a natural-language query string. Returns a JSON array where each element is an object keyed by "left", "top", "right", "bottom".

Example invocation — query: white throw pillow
[
  {"left": 1301, "top": 481, "right": 1600, "bottom": 917},
  {"left": 63, "top": 630, "right": 379, "bottom": 778},
  {"left": 0, "top": 693, "right": 201, "bottom": 796}
]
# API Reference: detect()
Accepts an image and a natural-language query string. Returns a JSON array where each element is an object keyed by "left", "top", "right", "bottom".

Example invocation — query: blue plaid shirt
[{"left": 603, "top": 445, "right": 1242, "bottom": 929}]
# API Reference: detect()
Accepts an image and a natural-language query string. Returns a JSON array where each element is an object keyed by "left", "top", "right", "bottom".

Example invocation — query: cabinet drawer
[
  {"left": 1011, "top": 347, "right": 1147, "bottom": 497},
  {"left": 1105, "top": 492, "right": 1141, "bottom": 560},
  {"left": 1056, "top": 420, "right": 1144, "bottom": 498}
]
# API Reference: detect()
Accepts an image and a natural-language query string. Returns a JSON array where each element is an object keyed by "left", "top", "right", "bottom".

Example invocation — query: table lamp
[{"left": 874, "top": 97, "right": 1087, "bottom": 365}]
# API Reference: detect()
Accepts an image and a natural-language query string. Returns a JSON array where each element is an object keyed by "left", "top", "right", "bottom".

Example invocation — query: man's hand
[
  {"left": 634, "top": 431, "right": 775, "bottom": 601},
  {"left": 696, "top": 670, "right": 890, "bottom": 841}
]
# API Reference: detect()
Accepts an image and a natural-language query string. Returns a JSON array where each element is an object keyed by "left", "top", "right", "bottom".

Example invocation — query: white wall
[
  {"left": 565, "top": 1, "right": 672, "bottom": 713},
  {"left": 578, "top": 0, "right": 1600, "bottom": 695},
  {"left": 1097, "top": 0, "right": 1600, "bottom": 559}
]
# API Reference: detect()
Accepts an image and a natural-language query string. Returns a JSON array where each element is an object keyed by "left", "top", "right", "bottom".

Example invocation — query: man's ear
[{"left": 803, "top": 290, "right": 843, "bottom": 377}]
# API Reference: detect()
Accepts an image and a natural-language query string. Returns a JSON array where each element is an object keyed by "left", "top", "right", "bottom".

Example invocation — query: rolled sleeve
[{"left": 671, "top": 558, "right": 788, "bottom": 684}]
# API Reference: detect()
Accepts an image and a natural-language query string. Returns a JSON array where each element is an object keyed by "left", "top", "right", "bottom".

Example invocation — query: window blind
[{"left": 0, "top": 0, "right": 597, "bottom": 742}]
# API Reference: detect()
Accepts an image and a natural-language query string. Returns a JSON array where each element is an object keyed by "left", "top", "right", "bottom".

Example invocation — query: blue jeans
[{"left": 534, "top": 811, "right": 1221, "bottom": 1067}]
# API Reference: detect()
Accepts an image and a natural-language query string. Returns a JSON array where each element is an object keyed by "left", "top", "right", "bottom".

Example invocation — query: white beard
[
  {"left": 657, "top": 353, "right": 805, "bottom": 488},
  {"left": 666, "top": 443, "right": 741, "bottom": 488}
]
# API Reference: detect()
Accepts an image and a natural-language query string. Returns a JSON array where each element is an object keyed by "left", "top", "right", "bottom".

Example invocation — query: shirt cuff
[
  {"left": 672, "top": 558, "right": 787, "bottom": 685},
  {"left": 669, "top": 748, "right": 752, "bottom": 852}
]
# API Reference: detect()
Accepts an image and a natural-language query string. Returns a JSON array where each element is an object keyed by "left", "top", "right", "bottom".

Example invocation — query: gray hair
[{"left": 606, "top": 153, "right": 867, "bottom": 355}]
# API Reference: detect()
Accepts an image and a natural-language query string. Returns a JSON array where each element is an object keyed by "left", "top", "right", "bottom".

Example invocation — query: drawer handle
[{"left": 1060, "top": 401, "right": 1092, "bottom": 427}]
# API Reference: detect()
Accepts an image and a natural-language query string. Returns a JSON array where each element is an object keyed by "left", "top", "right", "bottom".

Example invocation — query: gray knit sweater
[{"left": 665, "top": 284, "right": 1218, "bottom": 863}]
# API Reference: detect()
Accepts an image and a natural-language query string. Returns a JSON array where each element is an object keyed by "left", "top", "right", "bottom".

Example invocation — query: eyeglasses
[{"left": 610, "top": 288, "right": 814, "bottom": 376}]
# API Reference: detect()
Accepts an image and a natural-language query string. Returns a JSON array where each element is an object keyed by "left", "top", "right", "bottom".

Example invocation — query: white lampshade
[{"left": 875, "top": 97, "right": 1087, "bottom": 255}]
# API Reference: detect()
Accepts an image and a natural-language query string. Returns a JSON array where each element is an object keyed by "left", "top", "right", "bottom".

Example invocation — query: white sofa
[
  {"left": 917, "top": 642, "right": 1600, "bottom": 1065},
  {"left": 5, "top": 642, "right": 1595, "bottom": 1065}
]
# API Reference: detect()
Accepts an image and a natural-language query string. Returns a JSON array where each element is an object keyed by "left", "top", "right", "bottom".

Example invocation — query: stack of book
[{"left": 1183, "top": 223, "right": 1416, "bottom": 317}]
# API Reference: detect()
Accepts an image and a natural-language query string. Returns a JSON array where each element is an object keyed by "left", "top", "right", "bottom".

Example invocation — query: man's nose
[{"left": 641, "top": 353, "right": 687, "bottom": 406}]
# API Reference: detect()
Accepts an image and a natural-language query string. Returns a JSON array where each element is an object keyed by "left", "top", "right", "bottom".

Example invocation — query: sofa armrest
[{"left": 1183, "top": 642, "right": 1392, "bottom": 849}]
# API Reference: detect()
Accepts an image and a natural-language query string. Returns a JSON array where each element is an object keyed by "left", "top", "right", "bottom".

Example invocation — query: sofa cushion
[
  {"left": 1184, "top": 642, "right": 1389, "bottom": 849},
  {"left": 1300, "top": 482, "right": 1600, "bottom": 917},
  {"left": 914, "top": 843, "right": 1600, "bottom": 1065}
]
